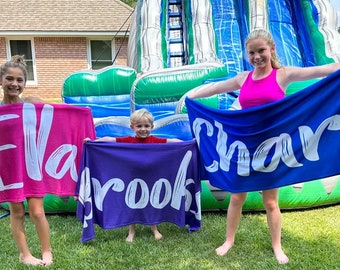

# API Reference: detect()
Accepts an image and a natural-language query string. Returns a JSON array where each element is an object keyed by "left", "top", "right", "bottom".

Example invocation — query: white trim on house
[
  {"left": 5, "top": 38, "right": 38, "bottom": 86},
  {"left": 86, "top": 39, "right": 117, "bottom": 70}
]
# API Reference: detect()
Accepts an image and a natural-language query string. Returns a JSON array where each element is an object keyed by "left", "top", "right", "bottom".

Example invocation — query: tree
[{"left": 121, "top": 0, "right": 137, "bottom": 8}]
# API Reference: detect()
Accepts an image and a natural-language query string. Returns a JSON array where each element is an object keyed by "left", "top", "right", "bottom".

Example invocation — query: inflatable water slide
[{"left": 60, "top": 0, "right": 340, "bottom": 211}]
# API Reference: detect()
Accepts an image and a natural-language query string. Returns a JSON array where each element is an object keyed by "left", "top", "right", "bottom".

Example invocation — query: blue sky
[{"left": 330, "top": 0, "right": 340, "bottom": 26}]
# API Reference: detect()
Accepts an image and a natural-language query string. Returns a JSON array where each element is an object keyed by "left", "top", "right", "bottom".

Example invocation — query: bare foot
[
  {"left": 126, "top": 233, "right": 135, "bottom": 242},
  {"left": 153, "top": 230, "right": 162, "bottom": 240},
  {"left": 273, "top": 248, "right": 289, "bottom": 264},
  {"left": 42, "top": 251, "right": 53, "bottom": 266},
  {"left": 19, "top": 254, "right": 45, "bottom": 266},
  {"left": 215, "top": 241, "right": 233, "bottom": 256},
  {"left": 151, "top": 226, "right": 162, "bottom": 240}
]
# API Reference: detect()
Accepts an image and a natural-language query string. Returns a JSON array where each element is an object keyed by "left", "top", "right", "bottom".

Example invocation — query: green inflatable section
[
  {"left": 0, "top": 195, "right": 78, "bottom": 214},
  {"left": 300, "top": 0, "right": 335, "bottom": 65},
  {"left": 286, "top": 78, "right": 321, "bottom": 95},
  {"left": 63, "top": 65, "right": 136, "bottom": 97},
  {"left": 201, "top": 176, "right": 340, "bottom": 211},
  {"left": 131, "top": 62, "right": 228, "bottom": 109}
]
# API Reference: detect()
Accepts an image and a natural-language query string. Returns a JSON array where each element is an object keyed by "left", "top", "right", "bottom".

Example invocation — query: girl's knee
[
  {"left": 262, "top": 189, "right": 279, "bottom": 212},
  {"left": 263, "top": 199, "right": 280, "bottom": 212},
  {"left": 29, "top": 209, "right": 46, "bottom": 221},
  {"left": 27, "top": 197, "right": 46, "bottom": 221},
  {"left": 9, "top": 203, "right": 26, "bottom": 220},
  {"left": 230, "top": 193, "right": 247, "bottom": 207}
]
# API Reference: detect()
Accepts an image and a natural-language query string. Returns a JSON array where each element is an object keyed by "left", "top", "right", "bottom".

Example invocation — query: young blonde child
[{"left": 90, "top": 108, "right": 181, "bottom": 242}]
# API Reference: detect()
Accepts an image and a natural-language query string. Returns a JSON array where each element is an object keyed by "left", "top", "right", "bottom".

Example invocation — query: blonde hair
[
  {"left": 0, "top": 55, "right": 28, "bottom": 82},
  {"left": 130, "top": 108, "right": 154, "bottom": 125},
  {"left": 245, "top": 29, "right": 281, "bottom": 69}
]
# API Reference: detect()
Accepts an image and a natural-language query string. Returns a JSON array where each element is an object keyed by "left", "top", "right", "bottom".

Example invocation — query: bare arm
[
  {"left": 96, "top": 136, "right": 117, "bottom": 142},
  {"left": 278, "top": 63, "right": 340, "bottom": 89},
  {"left": 23, "top": 96, "right": 45, "bottom": 103},
  {"left": 84, "top": 136, "right": 117, "bottom": 142},
  {"left": 166, "top": 138, "right": 182, "bottom": 143},
  {"left": 187, "top": 72, "right": 249, "bottom": 99}
]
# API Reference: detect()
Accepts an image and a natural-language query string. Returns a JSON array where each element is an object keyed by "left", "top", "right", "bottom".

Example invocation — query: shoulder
[
  {"left": 277, "top": 66, "right": 301, "bottom": 75},
  {"left": 23, "top": 96, "right": 45, "bottom": 103},
  {"left": 275, "top": 67, "right": 293, "bottom": 90},
  {"left": 235, "top": 71, "right": 251, "bottom": 86},
  {"left": 277, "top": 66, "right": 318, "bottom": 86},
  {"left": 237, "top": 71, "right": 251, "bottom": 80}
]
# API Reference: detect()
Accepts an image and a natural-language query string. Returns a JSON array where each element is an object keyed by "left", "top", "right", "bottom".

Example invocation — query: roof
[{"left": 0, "top": 0, "right": 134, "bottom": 35}]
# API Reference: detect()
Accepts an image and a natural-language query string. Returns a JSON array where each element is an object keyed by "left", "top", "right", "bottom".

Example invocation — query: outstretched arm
[
  {"left": 95, "top": 136, "right": 117, "bottom": 142},
  {"left": 187, "top": 72, "right": 248, "bottom": 99},
  {"left": 84, "top": 136, "right": 117, "bottom": 142},
  {"left": 279, "top": 63, "right": 340, "bottom": 88},
  {"left": 24, "top": 96, "right": 45, "bottom": 103},
  {"left": 166, "top": 138, "right": 182, "bottom": 143}
]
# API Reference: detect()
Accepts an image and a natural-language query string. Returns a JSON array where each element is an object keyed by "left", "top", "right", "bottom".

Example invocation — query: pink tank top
[{"left": 239, "top": 69, "right": 285, "bottom": 109}]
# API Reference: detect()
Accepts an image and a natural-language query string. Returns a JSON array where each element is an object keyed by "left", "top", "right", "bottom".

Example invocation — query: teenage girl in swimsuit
[{"left": 188, "top": 29, "right": 340, "bottom": 264}]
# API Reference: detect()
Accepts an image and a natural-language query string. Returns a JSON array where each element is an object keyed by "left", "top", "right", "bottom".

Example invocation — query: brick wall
[
  {"left": 0, "top": 38, "right": 6, "bottom": 99},
  {"left": 0, "top": 37, "right": 6, "bottom": 65},
  {"left": 114, "top": 37, "right": 129, "bottom": 66},
  {"left": 30, "top": 37, "right": 88, "bottom": 100},
  {"left": 1, "top": 36, "right": 129, "bottom": 101}
]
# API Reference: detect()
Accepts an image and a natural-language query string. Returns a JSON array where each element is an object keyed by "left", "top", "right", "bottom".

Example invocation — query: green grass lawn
[{"left": 0, "top": 203, "right": 339, "bottom": 270}]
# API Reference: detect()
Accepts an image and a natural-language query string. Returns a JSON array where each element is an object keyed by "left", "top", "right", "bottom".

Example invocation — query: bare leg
[
  {"left": 216, "top": 192, "right": 247, "bottom": 256},
  {"left": 9, "top": 202, "right": 45, "bottom": 266},
  {"left": 27, "top": 197, "right": 53, "bottom": 266},
  {"left": 151, "top": 225, "right": 162, "bottom": 240},
  {"left": 126, "top": 224, "right": 135, "bottom": 242},
  {"left": 262, "top": 189, "right": 289, "bottom": 264}
]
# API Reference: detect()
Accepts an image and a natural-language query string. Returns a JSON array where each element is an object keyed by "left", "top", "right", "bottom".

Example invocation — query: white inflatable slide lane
[
  {"left": 248, "top": 0, "right": 340, "bottom": 63},
  {"left": 313, "top": 0, "right": 340, "bottom": 62},
  {"left": 249, "top": 0, "right": 268, "bottom": 31},
  {"left": 140, "top": 0, "right": 164, "bottom": 73},
  {"left": 128, "top": 0, "right": 220, "bottom": 73},
  {"left": 190, "top": 0, "right": 219, "bottom": 63},
  {"left": 127, "top": 6, "right": 137, "bottom": 71}
]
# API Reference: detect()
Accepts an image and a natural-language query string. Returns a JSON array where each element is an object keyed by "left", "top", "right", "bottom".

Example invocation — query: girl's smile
[
  {"left": 1, "top": 67, "right": 26, "bottom": 98},
  {"left": 246, "top": 38, "right": 274, "bottom": 69}
]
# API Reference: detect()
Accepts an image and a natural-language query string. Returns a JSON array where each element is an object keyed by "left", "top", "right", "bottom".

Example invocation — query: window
[
  {"left": 89, "top": 40, "right": 114, "bottom": 70},
  {"left": 8, "top": 39, "right": 35, "bottom": 82}
]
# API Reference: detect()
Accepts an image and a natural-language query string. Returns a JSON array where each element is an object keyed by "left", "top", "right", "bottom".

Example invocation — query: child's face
[
  {"left": 1, "top": 67, "right": 26, "bottom": 98},
  {"left": 130, "top": 117, "right": 153, "bottom": 138},
  {"left": 246, "top": 38, "right": 274, "bottom": 68}
]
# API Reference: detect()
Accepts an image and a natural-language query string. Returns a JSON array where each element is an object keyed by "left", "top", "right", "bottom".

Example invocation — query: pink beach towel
[{"left": 0, "top": 103, "right": 95, "bottom": 203}]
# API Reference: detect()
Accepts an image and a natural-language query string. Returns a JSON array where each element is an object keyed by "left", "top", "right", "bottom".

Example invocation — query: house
[{"left": 0, "top": 0, "right": 133, "bottom": 100}]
